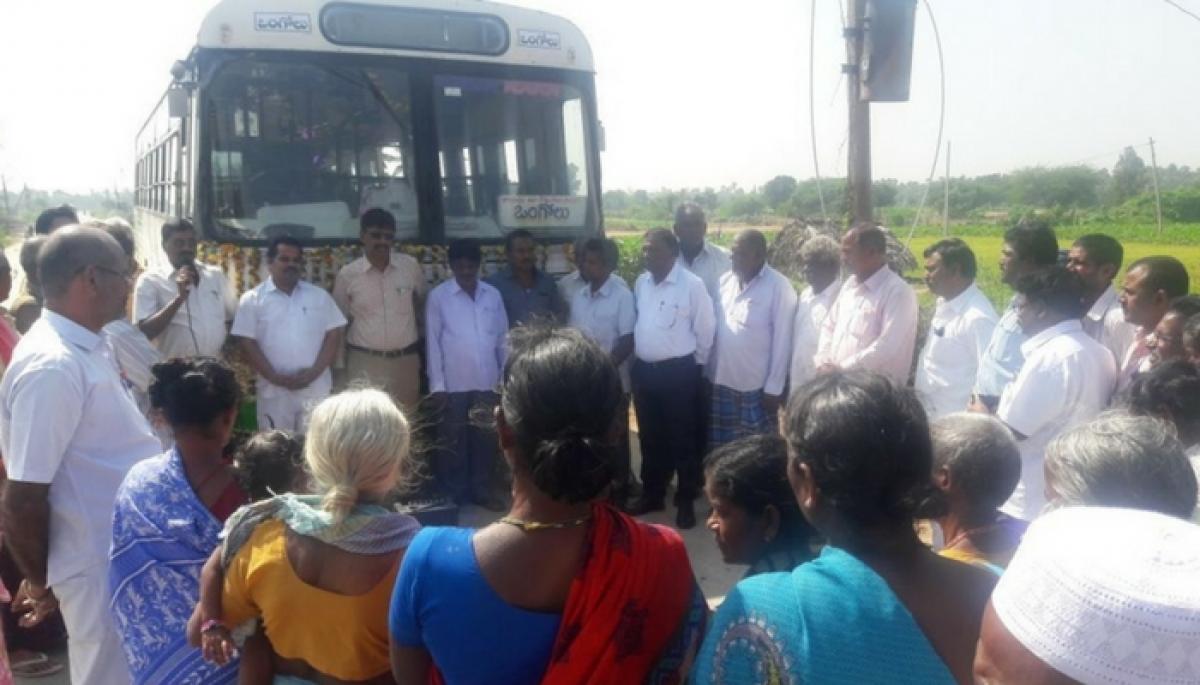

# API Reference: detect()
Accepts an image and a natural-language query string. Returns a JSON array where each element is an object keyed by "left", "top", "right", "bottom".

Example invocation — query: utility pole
[
  {"left": 845, "top": 0, "right": 872, "bottom": 225},
  {"left": 942, "top": 141, "right": 951, "bottom": 236},
  {"left": 1148, "top": 137, "right": 1163, "bottom": 236}
]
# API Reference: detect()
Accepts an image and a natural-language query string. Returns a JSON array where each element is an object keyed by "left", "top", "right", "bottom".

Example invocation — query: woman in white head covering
[{"left": 974, "top": 506, "right": 1200, "bottom": 684}]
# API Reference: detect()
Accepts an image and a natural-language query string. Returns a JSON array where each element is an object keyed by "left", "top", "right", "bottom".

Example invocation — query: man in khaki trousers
[{"left": 333, "top": 208, "right": 426, "bottom": 413}]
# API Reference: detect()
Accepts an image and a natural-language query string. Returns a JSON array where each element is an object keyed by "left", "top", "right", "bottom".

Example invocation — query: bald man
[
  {"left": 1, "top": 225, "right": 160, "bottom": 684},
  {"left": 816, "top": 225, "right": 919, "bottom": 384}
]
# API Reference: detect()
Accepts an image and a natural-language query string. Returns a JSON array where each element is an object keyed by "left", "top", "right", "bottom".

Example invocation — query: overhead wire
[
  {"left": 809, "top": 0, "right": 830, "bottom": 223},
  {"left": 1161, "top": 0, "right": 1200, "bottom": 23},
  {"left": 904, "top": 0, "right": 947, "bottom": 247}
]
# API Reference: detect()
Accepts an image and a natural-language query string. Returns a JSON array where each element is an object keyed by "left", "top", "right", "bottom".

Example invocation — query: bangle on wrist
[{"left": 200, "top": 619, "right": 228, "bottom": 634}]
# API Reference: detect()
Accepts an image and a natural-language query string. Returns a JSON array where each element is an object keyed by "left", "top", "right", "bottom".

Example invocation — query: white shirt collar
[
  {"left": 1085, "top": 284, "right": 1119, "bottom": 323},
  {"left": 938, "top": 283, "right": 982, "bottom": 315},
  {"left": 653, "top": 263, "right": 685, "bottom": 286},
  {"left": 263, "top": 276, "right": 305, "bottom": 297},
  {"left": 585, "top": 273, "right": 620, "bottom": 298},
  {"left": 1021, "top": 319, "right": 1083, "bottom": 357},
  {"left": 854, "top": 265, "right": 893, "bottom": 293},
  {"left": 44, "top": 310, "right": 104, "bottom": 352}
]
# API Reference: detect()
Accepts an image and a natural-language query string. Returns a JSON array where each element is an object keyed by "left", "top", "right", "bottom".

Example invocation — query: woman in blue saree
[
  {"left": 692, "top": 371, "right": 999, "bottom": 685},
  {"left": 109, "top": 358, "right": 248, "bottom": 684}
]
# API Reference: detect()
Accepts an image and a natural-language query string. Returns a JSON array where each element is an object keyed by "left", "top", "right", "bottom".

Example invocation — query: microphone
[{"left": 180, "top": 258, "right": 200, "bottom": 287}]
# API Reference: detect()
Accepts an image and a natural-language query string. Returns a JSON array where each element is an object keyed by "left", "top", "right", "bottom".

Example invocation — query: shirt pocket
[
  {"left": 849, "top": 303, "right": 875, "bottom": 341},
  {"left": 652, "top": 295, "right": 684, "bottom": 329}
]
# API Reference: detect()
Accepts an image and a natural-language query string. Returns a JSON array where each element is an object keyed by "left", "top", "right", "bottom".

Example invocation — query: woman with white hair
[
  {"left": 191, "top": 389, "right": 419, "bottom": 684},
  {"left": 1044, "top": 411, "right": 1197, "bottom": 520}
]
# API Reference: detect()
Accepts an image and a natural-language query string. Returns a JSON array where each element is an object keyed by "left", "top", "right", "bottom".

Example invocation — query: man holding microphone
[{"left": 134, "top": 218, "right": 237, "bottom": 359}]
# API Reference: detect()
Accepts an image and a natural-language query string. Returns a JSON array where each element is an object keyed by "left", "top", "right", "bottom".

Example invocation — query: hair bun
[{"left": 529, "top": 434, "right": 614, "bottom": 504}]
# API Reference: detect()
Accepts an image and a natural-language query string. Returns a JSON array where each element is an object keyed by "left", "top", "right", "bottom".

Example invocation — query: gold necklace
[{"left": 498, "top": 513, "right": 592, "bottom": 532}]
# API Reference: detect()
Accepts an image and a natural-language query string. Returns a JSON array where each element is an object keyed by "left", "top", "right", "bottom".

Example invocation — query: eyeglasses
[{"left": 94, "top": 265, "right": 134, "bottom": 284}]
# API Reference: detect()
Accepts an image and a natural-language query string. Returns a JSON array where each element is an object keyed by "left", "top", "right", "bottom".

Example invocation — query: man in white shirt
[
  {"left": 101, "top": 222, "right": 162, "bottom": 418},
  {"left": 568, "top": 237, "right": 637, "bottom": 502},
  {"left": 915, "top": 238, "right": 998, "bottom": 418},
  {"left": 628, "top": 229, "right": 715, "bottom": 529},
  {"left": 816, "top": 224, "right": 919, "bottom": 384},
  {"left": 709, "top": 230, "right": 796, "bottom": 447},
  {"left": 556, "top": 235, "right": 590, "bottom": 305},
  {"left": 788, "top": 235, "right": 842, "bottom": 399},
  {"left": 1118, "top": 256, "right": 1190, "bottom": 389},
  {"left": 231, "top": 236, "right": 346, "bottom": 432},
  {"left": 1, "top": 225, "right": 161, "bottom": 685},
  {"left": 1067, "top": 234, "right": 1136, "bottom": 366},
  {"left": 673, "top": 203, "right": 731, "bottom": 303},
  {"left": 971, "top": 221, "right": 1059, "bottom": 413},
  {"left": 426, "top": 239, "right": 510, "bottom": 511},
  {"left": 333, "top": 208, "right": 426, "bottom": 413},
  {"left": 995, "top": 267, "right": 1115, "bottom": 521},
  {"left": 134, "top": 218, "right": 237, "bottom": 359}
]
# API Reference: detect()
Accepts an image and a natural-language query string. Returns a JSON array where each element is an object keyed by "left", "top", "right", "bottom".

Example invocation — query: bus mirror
[
  {"left": 167, "top": 87, "right": 189, "bottom": 120},
  {"left": 598, "top": 122, "right": 607, "bottom": 153}
]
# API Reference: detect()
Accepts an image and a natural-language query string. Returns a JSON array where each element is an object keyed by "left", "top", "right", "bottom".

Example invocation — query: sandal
[{"left": 10, "top": 652, "right": 64, "bottom": 679}]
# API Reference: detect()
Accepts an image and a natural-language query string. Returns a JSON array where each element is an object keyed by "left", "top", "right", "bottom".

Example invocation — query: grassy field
[{"left": 613, "top": 222, "right": 1200, "bottom": 312}]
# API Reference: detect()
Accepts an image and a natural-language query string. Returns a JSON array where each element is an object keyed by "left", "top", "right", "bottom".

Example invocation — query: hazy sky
[{"left": 1, "top": 0, "right": 1198, "bottom": 193}]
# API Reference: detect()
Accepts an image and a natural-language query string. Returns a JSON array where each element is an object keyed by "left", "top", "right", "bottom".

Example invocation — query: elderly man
[
  {"left": 1146, "top": 295, "right": 1200, "bottom": 368},
  {"left": 568, "top": 237, "right": 637, "bottom": 501},
  {"left": 486, "top": 229, "right": 566, "bottom": 327},
  {"left": 333, "top": 208, "right": 426, "bottom": 412},
  {"left": 426, "top": 239, "right": 509, "bottom": 511},
  {"left": 815, "top": 224, "right": 918, "bottom": 384},
  {"left": 134, "top": 218, "right": 237, "bottom": 359},
  {"left": 992, "top": 266, "right": 1115, "bottom": 521},
  {"left": 708, "top": 230, "right": 796, "bottom": 447},
  {"left": 1118, "top": 255, "right": 1190, "bottom": 388},
  {"left": 1044, "top": 412, "right": 1197, "bottom": 519},
  {"left": 673, "top": 203, "right": 730, "bottom": 303},
  {"left": 971, "top": 220, "right": 1059, "bottom": 412},
  {"left": 1, "top": 225, "right": 161, "bottom": 685},
  {"left": 101, "top": 222, "right": 162, "bottom": 418},
  {"left": 628, "top": 228, "right": 715, "bottom": 529},
  {"left": 231, "top": 236, "right": 346, "bottom": 432},
  {"left": 1067, "top": 233, "right": 1136, "bottom": 364},
  {"left": 975, "top": 507, "right": 1200, "bottom": 684},
  {"left": 926, "top": 413, "right": 1024, "bottom": 571},
  {"left": 915, "top": 239, "right": 997, "bottom": 418},
  {"left": 788, "top": 236, "right": 842, "bottom": 398}
]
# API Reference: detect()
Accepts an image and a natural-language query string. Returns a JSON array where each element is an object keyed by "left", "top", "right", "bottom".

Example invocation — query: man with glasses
[
  {"left": 1, "top": 224, "right": 162, "bottom": 684},
  {"left": 333, "top": 208, "right": 426, "bottom": 413},
  {"left": 628, "top": 228, "right": 715, "bottom": 529}
]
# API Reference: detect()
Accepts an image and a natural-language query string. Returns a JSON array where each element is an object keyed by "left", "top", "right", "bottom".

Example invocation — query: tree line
[{"left": 604, "top": 147, "right": 1200, "bottom": 225}]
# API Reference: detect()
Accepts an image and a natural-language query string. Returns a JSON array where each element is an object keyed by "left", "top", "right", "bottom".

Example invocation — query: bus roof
[{"left": 196, "top": 0, "right": 594, "bottom": 72}]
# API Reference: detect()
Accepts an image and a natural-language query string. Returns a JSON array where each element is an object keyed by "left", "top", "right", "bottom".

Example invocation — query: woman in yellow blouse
[{"left": 191, "top": 388, "right": 419, "bottom": 684}]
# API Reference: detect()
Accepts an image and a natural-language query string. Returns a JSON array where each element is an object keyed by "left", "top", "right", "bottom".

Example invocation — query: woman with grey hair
[
  {"left": 1045, "top": 411, "right": 1198, "bottom": 520},
  {"left": 925, "top": 412, "right": 1025, "bottom": 573}
]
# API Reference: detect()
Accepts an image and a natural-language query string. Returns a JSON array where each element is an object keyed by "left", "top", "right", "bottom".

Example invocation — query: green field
[{"left": 613, "top": 222, "right": 1200, "bottom": 312}]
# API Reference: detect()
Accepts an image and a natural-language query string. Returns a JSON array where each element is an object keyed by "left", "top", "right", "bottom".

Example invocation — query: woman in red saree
[{"left": 390, "top": 326, "right": 707, "bottom": 685}]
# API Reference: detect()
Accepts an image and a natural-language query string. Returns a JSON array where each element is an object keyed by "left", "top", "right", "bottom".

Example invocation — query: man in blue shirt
[
  {"left": 486, "top": 229, "right": 567, "bottom": 327},
  {"left": 970, "top": 220, "right": 1059, "bottom": 413}
]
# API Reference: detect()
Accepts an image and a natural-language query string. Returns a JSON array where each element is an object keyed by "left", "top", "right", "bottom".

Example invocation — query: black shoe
[
  {"left": 675, "top": 500, "right": 697, "bottom": 529},
  {"left": 625, "top": 496, "right": 666, "bottom": 516}
]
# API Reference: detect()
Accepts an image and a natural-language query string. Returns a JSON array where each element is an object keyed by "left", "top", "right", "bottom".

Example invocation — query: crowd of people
[{"left": 0, "top": 202, "right": 1195, "bottom": 684}]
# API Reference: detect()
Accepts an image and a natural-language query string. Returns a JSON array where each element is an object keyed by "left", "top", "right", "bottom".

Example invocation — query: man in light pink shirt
[{"left": 816, "top": 225, "right": 919, "bottom": 384}]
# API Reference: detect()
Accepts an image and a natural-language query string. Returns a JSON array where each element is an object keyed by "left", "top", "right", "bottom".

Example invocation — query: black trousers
[{"left": 632, "top": 356, "right": 702, "bottom": 504}]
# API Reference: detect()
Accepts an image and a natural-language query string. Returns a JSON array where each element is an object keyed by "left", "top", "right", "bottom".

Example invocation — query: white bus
[{"left": 133, "top": 0, "right": 601, "bottom": 288}]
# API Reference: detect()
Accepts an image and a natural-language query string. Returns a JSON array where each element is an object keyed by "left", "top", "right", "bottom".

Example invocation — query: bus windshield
[
  {"left": 435, "top": 74, "right": 591, "bottom": 239},
  {"left": 205, "top": 57, "right": 418, "bottom": 241},
  {"left": 202, "top": 55, "right": 594, "bottom": 243}
]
